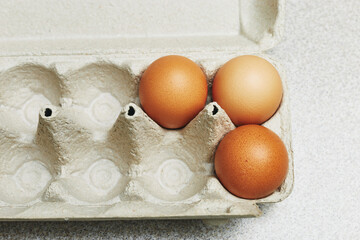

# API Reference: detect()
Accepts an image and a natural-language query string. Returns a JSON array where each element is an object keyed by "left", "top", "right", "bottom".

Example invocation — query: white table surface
[{"left": 0, "top": 0, "right": 359, "bottom": 239}]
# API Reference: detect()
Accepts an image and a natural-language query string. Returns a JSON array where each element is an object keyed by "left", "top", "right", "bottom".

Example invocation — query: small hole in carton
[
  {"left": 44, "top": 108, "right": 52, "bottom": 117},
  {"left": 127, "top": 106, "right": 135, "bottom": 116},
  {"left": 212, "top": 105, "right": 218, "bottom": 115}
]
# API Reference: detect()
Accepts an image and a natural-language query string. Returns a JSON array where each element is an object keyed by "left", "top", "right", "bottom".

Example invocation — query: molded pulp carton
[{"left": 0, "top": 0, "right": 293, "bottom": 221}]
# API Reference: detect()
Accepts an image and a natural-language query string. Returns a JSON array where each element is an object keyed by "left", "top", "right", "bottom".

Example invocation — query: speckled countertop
[{"left": 0, "top": 0, "right": 359, "bottom": 239}]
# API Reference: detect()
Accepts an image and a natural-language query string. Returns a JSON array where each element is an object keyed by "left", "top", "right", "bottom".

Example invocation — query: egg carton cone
[{"left": 0, "top": 0, "right": 293, "bottom": 221}]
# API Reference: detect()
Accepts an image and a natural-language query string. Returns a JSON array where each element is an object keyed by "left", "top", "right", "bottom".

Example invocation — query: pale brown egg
[
  {"left": 139, "top": 55, "right": 207, "bottom": 129},
  {"left": 214, "top": 125, "right": 288, "bottom": 199},
  {"left": 212, "top": 55, "right": 283, "bottom": 125}
]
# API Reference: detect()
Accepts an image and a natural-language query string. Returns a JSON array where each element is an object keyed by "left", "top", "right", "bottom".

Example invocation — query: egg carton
[{"left": 0, "top": 0, "right": 293, "bottom": 221}]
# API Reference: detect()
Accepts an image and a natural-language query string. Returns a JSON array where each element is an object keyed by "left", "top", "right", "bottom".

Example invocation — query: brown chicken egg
[
  {"left": 214, "top": 125, "right": 288, "bottom": 199},
  {"left": 212, "top": 55, "right": 283, "bottom": 125},
  {"left": 139, "top": 55, "right": 207, "bottom": 129}
]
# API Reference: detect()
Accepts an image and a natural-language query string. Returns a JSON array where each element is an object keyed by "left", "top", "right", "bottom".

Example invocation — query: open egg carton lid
[
  {"left": 0, "top": 0, "right": 293, "bottom": 222},
  {"left": 0, "top": 0, "right": 285, "bottom": 57}
]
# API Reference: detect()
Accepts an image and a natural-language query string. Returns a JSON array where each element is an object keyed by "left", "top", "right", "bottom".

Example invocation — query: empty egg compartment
[{"left": 0, "top": 54, "right": 293, "bottom": 220}]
